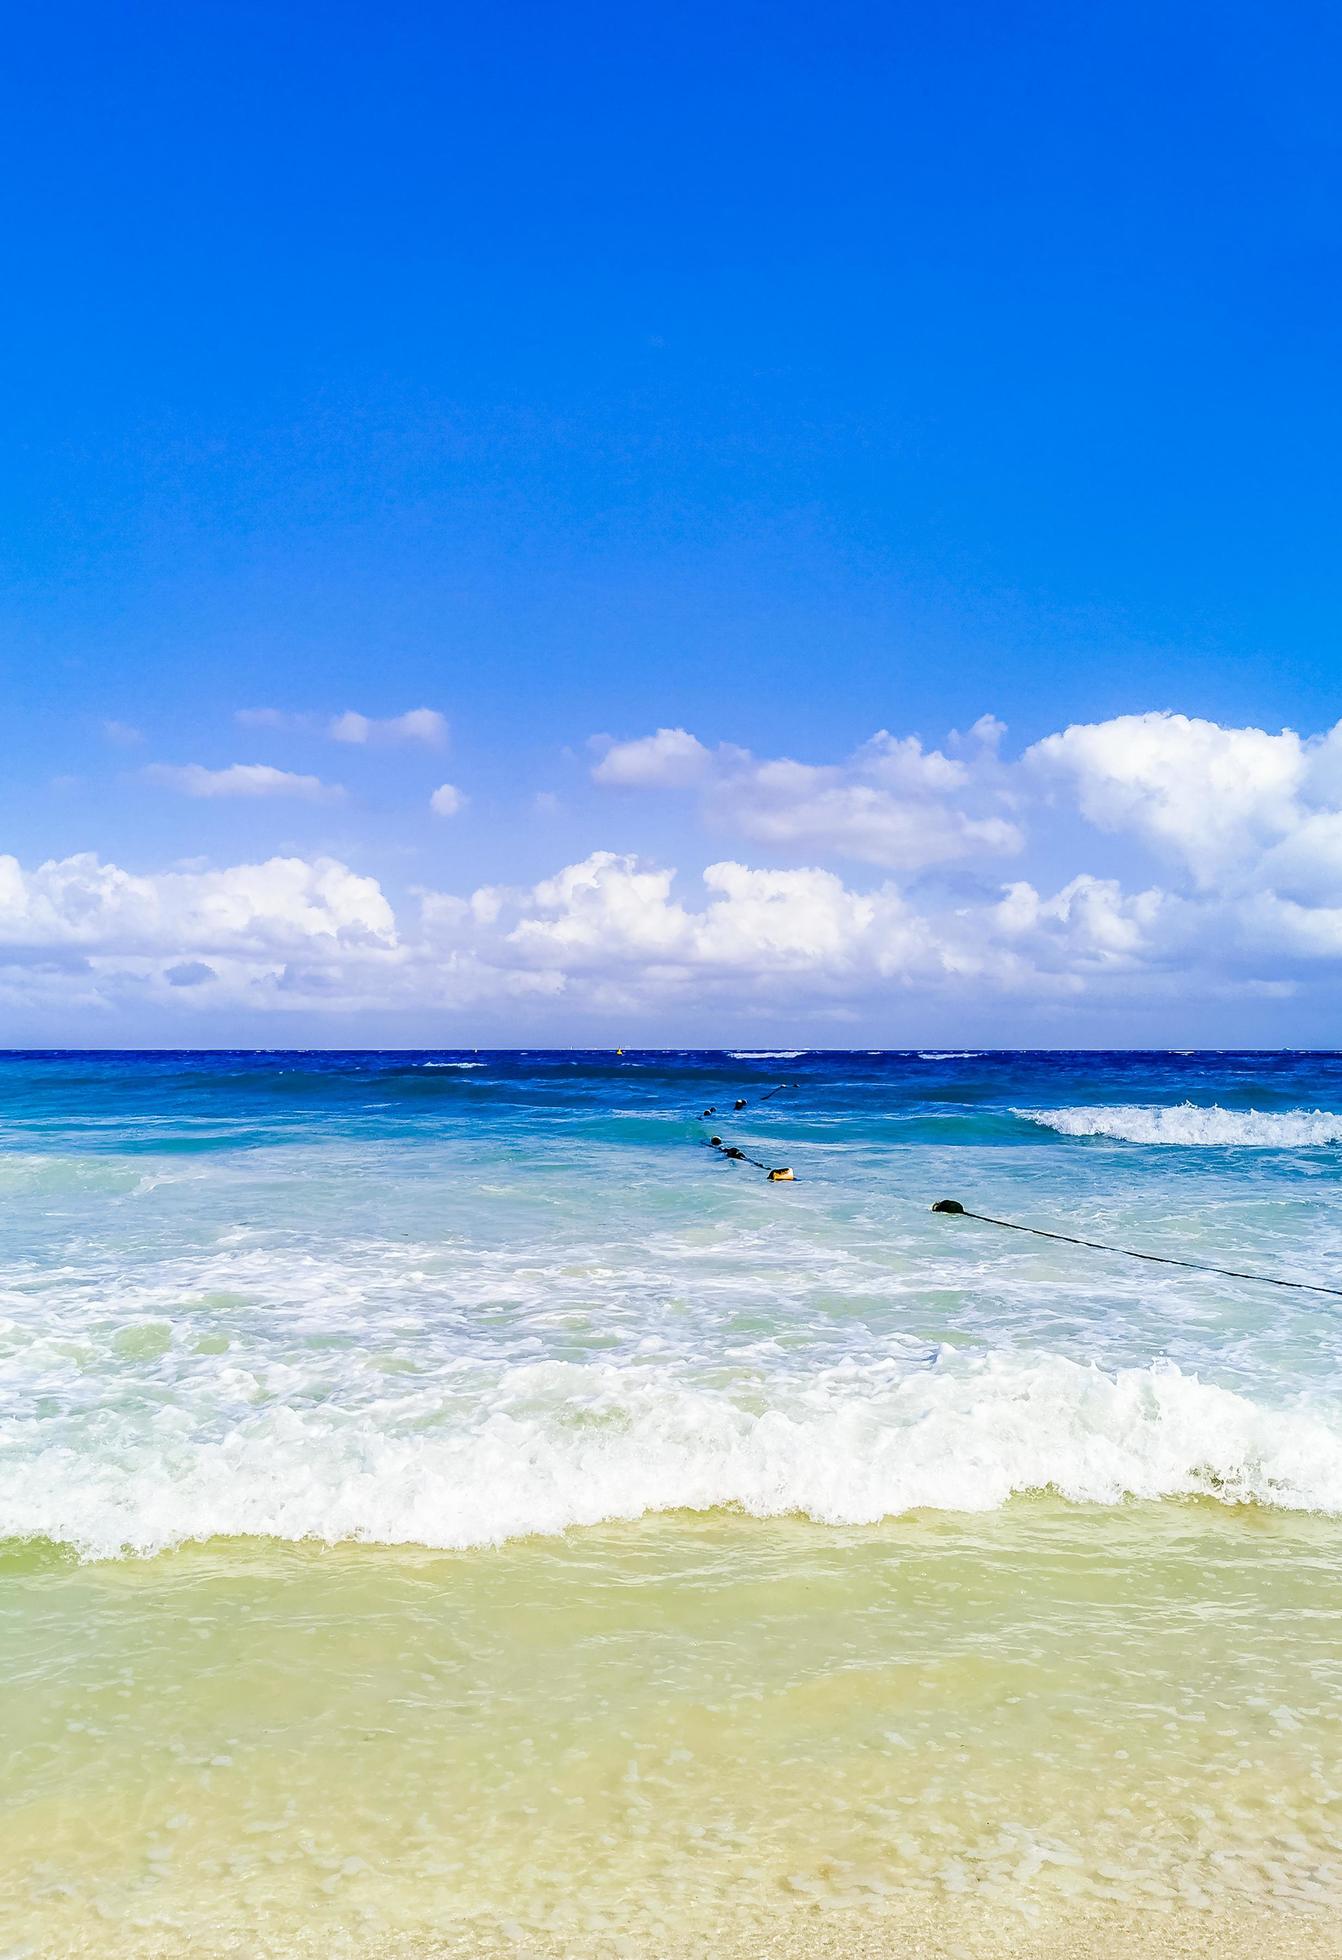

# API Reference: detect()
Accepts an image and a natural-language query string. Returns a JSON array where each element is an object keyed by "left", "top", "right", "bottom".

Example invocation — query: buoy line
[
  {"left": 689, "top": 1088, "right": 1340, "bottom": 1290},
  {"left": 700, "top": 1082, "right": 799, "bottom": 1182},
  {"left": 931, "top": 1198, "right": 1342, "bottom": 1299}
]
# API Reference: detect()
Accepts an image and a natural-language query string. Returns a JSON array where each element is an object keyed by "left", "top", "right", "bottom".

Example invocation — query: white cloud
[
  {"left": 235, "top": 706, "right": 448, "bottom": 748},
  {"left": 592, "top": 727, "right": 716, "bottom": 787},
  {"left": 329, "top": 707, "right": 447, "bottom": 747},
  {"left": 0, "top": 853, "right": 396, "bottom": 957},
  {"left": 102, "top": 720, "right": 145, "bottom": 747},
  {"left": 1027, "top": 711, "right": 1342, "bottom": 898},
  {"left": 593, "top": 723, "right": 1022, "bottom": 871},
  {"left": 0, "top": 844, "right": 1032, "bottom": 1026},
  {"left": 424, "top": 850, "right": 1065, "bottom": 1006},
  {"left": 721, "top": 764, "right": 1020, "bottom": 869},
  {"left": 854, "top": 731, "right": 969, "bottom": 792},
  {"left": 966, "top": 713, "right": 1007, "bottom": 750},
  {"left": 0, "top": 837, "right": 1333, "bottom": 1032},
  {"left": 991, "top": 874, "right": 1170, "bottom": 971},
  {"left": 429, "top": 782, "right": 466, "bottom": 817},
  {"left": 15, "top": 710, "right": 1342, "bottom": 1033},
  {"left": 144, "top": 763, "right": 342, "bottom": 802}
]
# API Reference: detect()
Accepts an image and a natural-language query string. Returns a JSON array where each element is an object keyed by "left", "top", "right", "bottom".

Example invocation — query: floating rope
[
  {"left": 931, "top": 1198, "right": 1342, "bottom": 1299},
  {"left": 701, "top": 1082, "right": 798, "bottom": 1182}
]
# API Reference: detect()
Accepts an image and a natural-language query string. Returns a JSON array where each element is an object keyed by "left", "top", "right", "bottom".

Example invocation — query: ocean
[{"left": 2, "top": 1049, "right": 1340, "bottom": 1956}]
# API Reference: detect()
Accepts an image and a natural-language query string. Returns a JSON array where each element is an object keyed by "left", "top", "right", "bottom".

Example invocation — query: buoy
[
  {"left": 931, "top": 1198, "right": 965, "bottom": 1214},
  {"left": 694, "top": 1078, "right": 799, "bottom": 1182}
]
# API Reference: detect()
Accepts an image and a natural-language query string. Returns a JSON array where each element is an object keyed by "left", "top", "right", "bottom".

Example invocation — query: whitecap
[
  {"left": 6, "top": 1351, "right": 1341, "bottom": 1560},
  {"left": 1017, "top": 1103, "right": 1342, "bottom": 1147}
]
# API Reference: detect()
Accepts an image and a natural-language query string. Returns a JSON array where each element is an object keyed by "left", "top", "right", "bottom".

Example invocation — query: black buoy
[
  {"left": 734, "top": 1098, "right": 747, "bottom": 1110},
  {"left": 932, "top": 1198, "right": 965, "bottom": 1214}
]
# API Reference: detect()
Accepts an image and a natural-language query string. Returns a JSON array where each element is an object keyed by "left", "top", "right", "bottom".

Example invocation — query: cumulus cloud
[
  {"left": 991, "top": 874, "right": 1171, "bottom": 973},
  {"left": 0, "top": 853, "right": 396, "bottom": 957},
  {"left": 429, "top": 782, "right": 466, "bottom": 817},
  {"left": 961, "top": 713, "right": 1007, "bottom": 751},
  {"left": 329, "top": 708, "right": 447, "bottom": 746},
  {"left": 13, "top": 710, "right": 1342, "bottom": 1033},
  {"left": 0, "top": 843, "right": 1051, "bottom": 1027},
  {"left": 592, "top": 723, "right": 1021, "bottom": 870},
  {"left": 417, "top": 850, "right": 1147, "bottom": 1009},
  {"left": 144, "top": 763, "right": 342, "bottom": 802},
  {"left": 1028, "top": 711, "right": 1342, "bottom": 900},
  {"left": 722, "top": 760, "right": 1020, "bottom": 869},
  {"left": 592, "top": 727, "right": 717, "bottom": 787},
  {"left": 413, "top": 850, "right": 979, "bottom": 1006}
]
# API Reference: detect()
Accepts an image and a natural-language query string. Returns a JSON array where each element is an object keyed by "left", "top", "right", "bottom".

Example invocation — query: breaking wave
[
  {"left": 5, "top": 1353, "right": 1340, "bottom": 1561},
  {"left": 1017, "top": 1103, "right": 1342, "bottom": 1147}
]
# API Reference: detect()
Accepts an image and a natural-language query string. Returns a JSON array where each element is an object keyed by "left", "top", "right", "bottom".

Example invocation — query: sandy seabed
[
  {"left": 51, "top": 1905, "right": 1342, "bottom": 1960},
  {"left": 410, "top": 1906, "right": 1342, "bottom": 1959}
]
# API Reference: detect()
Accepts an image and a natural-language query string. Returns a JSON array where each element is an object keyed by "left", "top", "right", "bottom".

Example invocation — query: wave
[
  {"left": 918, "top": 1051, "right": 985, "bottom": 1061},
  {"left": 419, "top": 1060, "right": 485, "bottom": 1068},
  {"left": 6, "top": 1354, "right": 1340, "bottom": 1561},
  {"left": 727, "top": 1051, "right": 807, "bottom": 1060},
  {"left": 0, "top": 1151, "right": 151, "bottom": 1194},
  {"left": 1018, "top": 1103, "right": 1342, "bottom": 1147}
]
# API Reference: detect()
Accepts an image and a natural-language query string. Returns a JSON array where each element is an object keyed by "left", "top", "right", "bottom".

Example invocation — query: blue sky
[{"left": 3, "top": 0, "right": 1341, "bottom": 1044}]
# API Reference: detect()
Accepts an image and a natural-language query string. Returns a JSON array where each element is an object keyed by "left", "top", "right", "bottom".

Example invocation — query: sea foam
[
  {"left": 5, "top": 1352, "right": 1340, "bottom": 1560},
  {"left": 1018, "top": 1103, "right": 1342, "bottom": 1147}
]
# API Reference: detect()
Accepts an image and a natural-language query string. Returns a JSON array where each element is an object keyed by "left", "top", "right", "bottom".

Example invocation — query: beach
[{"left": 3, "top": 1050, "right": 1341, "bottom": 1954}]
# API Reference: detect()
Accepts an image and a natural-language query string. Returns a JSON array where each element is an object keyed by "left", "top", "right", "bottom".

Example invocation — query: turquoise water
[
  {"left": 2, "top": 1050, "right": 1341, "bottom": 1952},
  {"left": 4, "top": 1048, "right": 1342, "bottom": 1553}
]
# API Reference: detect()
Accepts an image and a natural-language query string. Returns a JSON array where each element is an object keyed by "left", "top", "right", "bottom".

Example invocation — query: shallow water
[{"left": 2, "top": 1050, "right": 1341, "bottom": 1951}]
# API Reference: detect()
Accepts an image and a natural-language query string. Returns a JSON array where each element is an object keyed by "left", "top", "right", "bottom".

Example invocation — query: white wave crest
[
  {"left": 728, "top": 1051, "right": 806, "bottom": 1060},
  {"left": 419, "top": 1060, "right": 485, "bottom": 1068},
  {"left": 919, "top": 1051, "right": 985, "bottom": 1061},
  {"left": 1018, "top": 1103, "right": 1342, "bottom": 1147},
  {"left": 5, "top": 1354, "right": 1340, "bottom": 1561}
]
